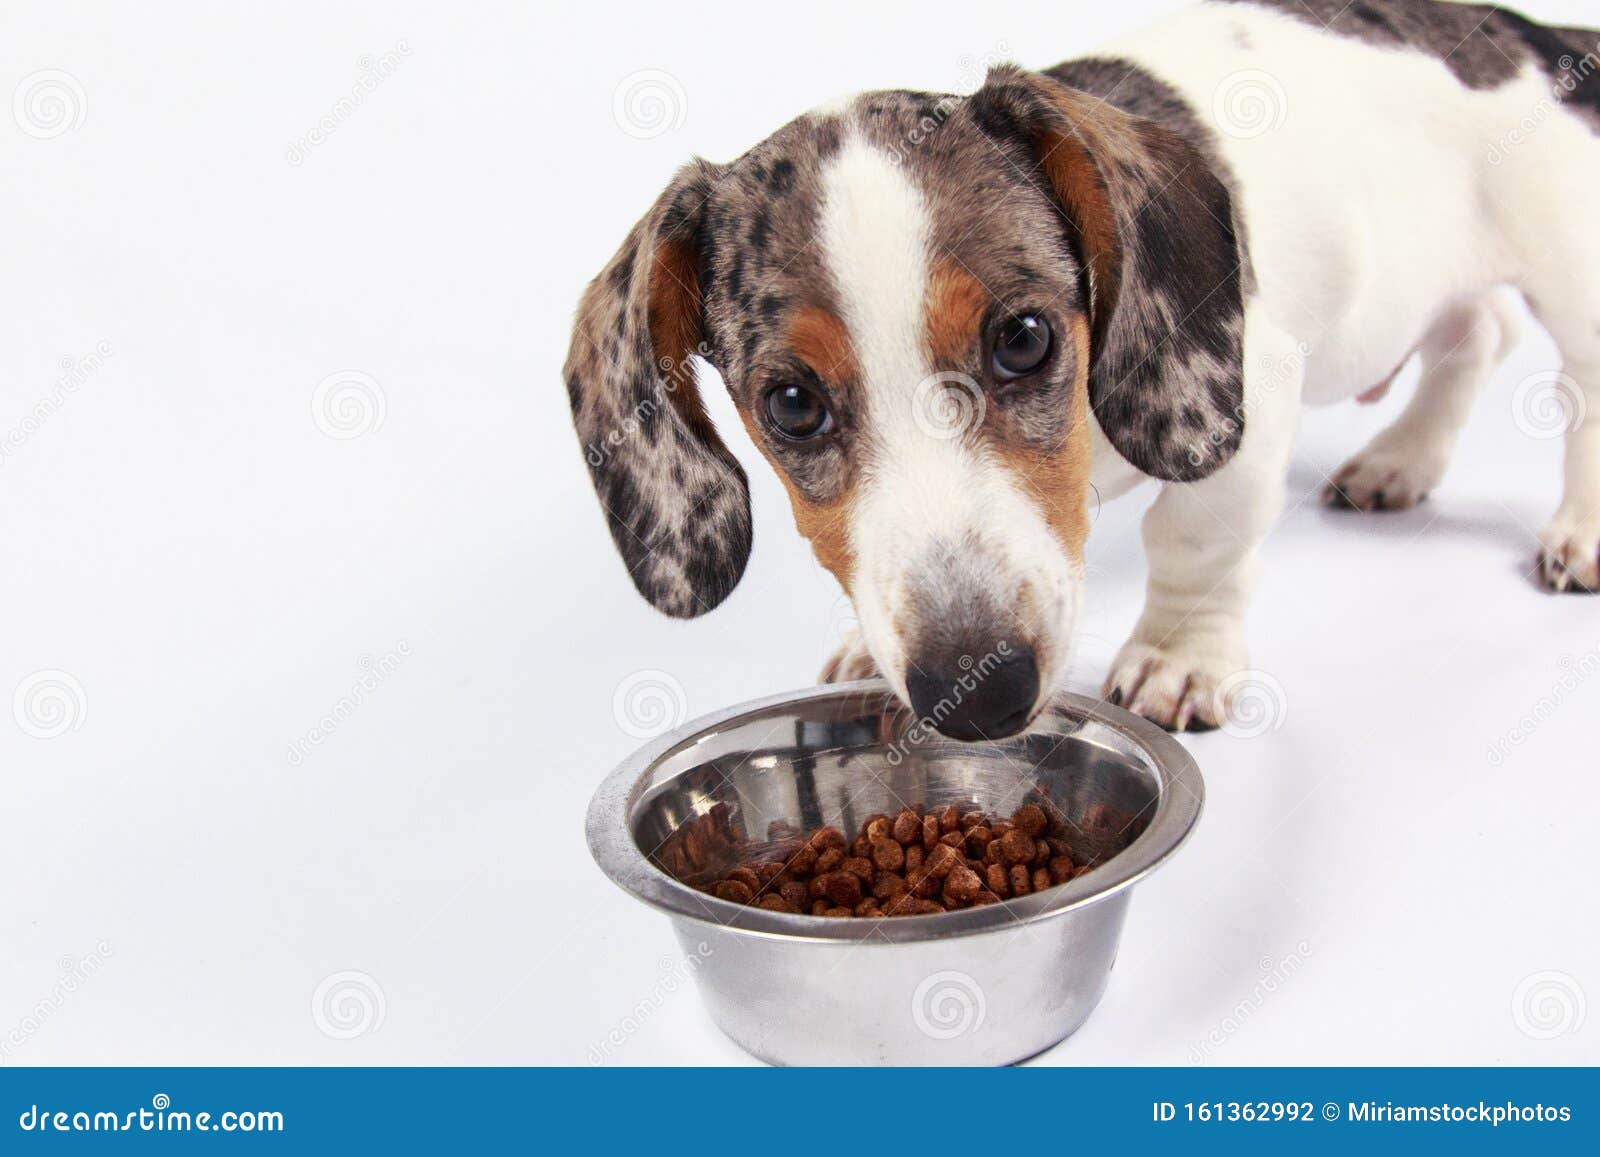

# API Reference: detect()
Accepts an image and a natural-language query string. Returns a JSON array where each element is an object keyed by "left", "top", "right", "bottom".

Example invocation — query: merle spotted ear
[
  {"left": 966, "top": 64, "right": 1247, "bottom": 481},
  {"left": 563, "top": 160, "right": 751, "bottom": 618}
]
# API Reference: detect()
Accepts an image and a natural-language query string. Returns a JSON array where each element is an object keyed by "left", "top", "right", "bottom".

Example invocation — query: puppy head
[{"left": 564, "top": 67, "right": 1244, "bottom": 738}]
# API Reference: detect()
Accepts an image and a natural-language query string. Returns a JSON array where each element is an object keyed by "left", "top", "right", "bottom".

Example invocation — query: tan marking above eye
[
  {"left": 989, "top": 313, "right": 1094, "bottom": 561},
  {"left": 925, "top": 262, "right": 990, "bottom": 366},
  {"left": 787, "top": 305, "right": 859, "bottom": 387}
]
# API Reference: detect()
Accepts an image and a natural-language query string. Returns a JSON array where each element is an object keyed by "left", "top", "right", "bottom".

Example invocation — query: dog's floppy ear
[
  {"left": 967, "top": 64, "right": 1246, "bottom": 481},
  {"left": 563, "top": 159, "right": 751, "bottom": 618}
]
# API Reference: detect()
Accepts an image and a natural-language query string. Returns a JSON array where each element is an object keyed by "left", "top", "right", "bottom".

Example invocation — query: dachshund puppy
[{"left": 564, "top": 0, "right": 1600, "bottom": 735}]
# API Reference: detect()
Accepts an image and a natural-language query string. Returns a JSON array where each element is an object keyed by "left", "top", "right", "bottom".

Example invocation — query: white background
[{"left": 2, "top": 0, "right": 1595, "bottom": 1066}]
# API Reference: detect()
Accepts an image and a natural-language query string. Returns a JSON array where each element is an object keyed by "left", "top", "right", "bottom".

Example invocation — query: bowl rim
[{"left": 585, "top": 679, "right": 1204, "bottom": 944}]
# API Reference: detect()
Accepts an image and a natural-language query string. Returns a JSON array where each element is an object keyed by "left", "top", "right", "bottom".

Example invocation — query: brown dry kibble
[
  {"left": 870, "top": 838, "right": 905, "bottom": 872},
  {"left": 1009, "top": 865, "right": 1032, "bottom": 897},
  {"left": 998, "top": 829, "right": 1035, "bottom": 866},
  {"left": 1012, "top": 803, "right": 1048, "bottom": 837},
  {"left": 701, "top": 799, "right": 1117, "bottom": 919},
  {"left": 985, "top": 863, "right": 1009, "bottom": 897},
  {"left": 943, "top": 865, "right": 982, "bottom": 903},
  {"left": 752, "top": 862, "right": 784, "bottom": 885},
  {"left": 842, "top": 856, "right": 875, "bottom": 882},
  {"left": 810, "top": 827, "right": 847, "bottom": 851},
  {"left": 926, "top": 843, "right": 962, "bottom": 878},
  {"left": 872, "top": 873, "right": 908, "bottom": 900},
  {"left": 819, "top": 871, "right": 864, "bottom": 907}
]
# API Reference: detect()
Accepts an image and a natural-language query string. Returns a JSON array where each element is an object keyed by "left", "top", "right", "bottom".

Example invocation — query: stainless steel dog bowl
[{"left": 586, "top": 680, "right": 1203, "bottom": 1065}]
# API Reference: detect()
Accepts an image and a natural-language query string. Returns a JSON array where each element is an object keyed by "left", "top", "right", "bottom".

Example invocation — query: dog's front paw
[
  {"left": 1538, "top": 514, "right": 1600, "bottom": 593},
  {"left": 1321, "top": 443, "right": 1447, "bottom": 512},
  {"left": 1103, "top": 640, "right": 1243, "bottom": 733},
  {"left": 819, "top": 632, "right": 879, "bottom": 683}
]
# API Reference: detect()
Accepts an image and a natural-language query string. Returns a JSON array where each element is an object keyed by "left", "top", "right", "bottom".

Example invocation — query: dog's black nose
[{"left": 905, "top": 645, "right": 1040, "bottom": 741}]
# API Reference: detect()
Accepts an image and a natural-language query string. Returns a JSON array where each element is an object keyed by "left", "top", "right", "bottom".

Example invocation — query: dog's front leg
[{"left": 1105, "top": 319, "right": 1303, "bottom": 731}]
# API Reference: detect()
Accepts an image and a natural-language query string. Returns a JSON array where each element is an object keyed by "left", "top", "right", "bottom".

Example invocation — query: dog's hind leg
[
  {"left": 1322, "top": 289, "right": 1522, "bottom": 512},
  {"left": 1521, "top": 302, "right": 1600, "bottom": 593}
]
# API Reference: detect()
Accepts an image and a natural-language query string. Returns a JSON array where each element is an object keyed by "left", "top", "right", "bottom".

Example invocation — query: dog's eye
[
  {"left": 764, "top": 383, "right": 833, "bottom": 440},
  {"left": 992, "top": 313, "right": 1052, "bottom": 381}
]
